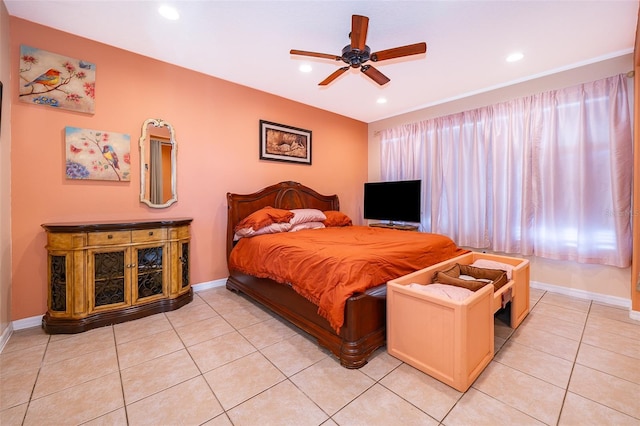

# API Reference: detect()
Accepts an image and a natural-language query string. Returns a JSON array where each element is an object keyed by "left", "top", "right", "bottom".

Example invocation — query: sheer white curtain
[{"left": 381, "top": 74, "right": 632, "bottom": 267}]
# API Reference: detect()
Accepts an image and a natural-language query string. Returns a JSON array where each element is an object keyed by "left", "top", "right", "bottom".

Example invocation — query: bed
[{"left": 225, "top": 181, "right": 467, "bottom": 368}]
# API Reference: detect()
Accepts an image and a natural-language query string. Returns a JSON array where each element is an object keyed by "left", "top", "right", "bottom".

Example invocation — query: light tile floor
[{"left": 1, "top": 286, "right": 639, "bottom": 425}]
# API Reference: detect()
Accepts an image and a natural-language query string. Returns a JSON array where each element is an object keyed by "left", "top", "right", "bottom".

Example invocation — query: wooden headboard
[{"left": 226, "top": 181, "right": 340, "bottom": 260}]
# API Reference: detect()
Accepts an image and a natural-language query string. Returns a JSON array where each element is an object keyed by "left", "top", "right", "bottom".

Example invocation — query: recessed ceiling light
[
  {"left": 158, "top": 5, "right": 179, "bottom": 20},
  {"left": 377, "top": 97, "right": 387, "bottom": 104},
  {"left": 506, "top": 52, "right": 524, "bottom": 63},
  {"left": 299, "top": 64, "right": 312, "bottom": 73}
]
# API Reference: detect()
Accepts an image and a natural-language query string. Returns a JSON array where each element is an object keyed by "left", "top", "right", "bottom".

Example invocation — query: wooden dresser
[{"left": 41, "top": 218, "right": 193, "bottom": 333}]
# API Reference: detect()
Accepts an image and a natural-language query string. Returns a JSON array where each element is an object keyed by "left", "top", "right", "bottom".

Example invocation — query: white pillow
[
  {"left": 234, "top": 222, "right": 292, "bottom": 240},
  {"left": 289, "top": 209, "right": 326, "bottom": 225},
  {"left": 471, "top": 259, "right": 514, "bottom": 280},
  {"left": 290, "top": 222, "right": 325, "bottom": 232},
  {"left": 406, "top": 283, "right": 474, "bottom": 301}
]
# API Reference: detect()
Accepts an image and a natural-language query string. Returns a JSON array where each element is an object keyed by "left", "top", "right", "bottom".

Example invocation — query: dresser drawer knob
[
  {"left": 149, "top": 231, "right": 154, "bottom": 236},
  {"left": 107, "top": 234, "right": 113, "bottom": 239}
]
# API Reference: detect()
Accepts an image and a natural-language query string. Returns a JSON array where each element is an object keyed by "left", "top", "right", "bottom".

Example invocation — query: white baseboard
[
  {"left": 0, "top": 323, "right": 14, "bottom": 352},
  {"left": 525, "top": 281, "right": 640, "bottom": 321},
  {"left": 2, "top": 315, "right": 42, "bottom": 353},
  {"left": 13, "top": 315, "right": 43, "bottom": 331},
  {"left": 192, "top": 278, "right": 226, "bottom": 292},
  {"left": 530, "top": 280, "right": 631, "bottom": 308}
]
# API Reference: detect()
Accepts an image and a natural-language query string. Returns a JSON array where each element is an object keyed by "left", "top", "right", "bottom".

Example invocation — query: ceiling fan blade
[
  {"left": 319, "top": 66, "right": 349, "bottom": 86},
  {"left": 361, "top": 65, "right": 390, "bottom": 85},
  {"left": 350, "top": 15, "right": 369, "bottom": 51},
  {"left": 290, "top": 49, "right": 341, "bottom": 61},
  {"left": 371, "top": 42, "right": 427, "bottom": 62}
]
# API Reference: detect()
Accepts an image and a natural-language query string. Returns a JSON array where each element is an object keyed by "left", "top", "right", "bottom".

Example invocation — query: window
[{"left": 381, "top": 74, "right": 632, "bottom": 267}]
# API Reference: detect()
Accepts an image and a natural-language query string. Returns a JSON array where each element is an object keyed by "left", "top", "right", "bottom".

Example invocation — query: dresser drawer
[
  {"left": 132, "top": 228, "right": 167, "bottom": 243},
  {"left": 87, "top": 231, "right": 131, "bottom": 246},
  {"left": 170, "top": 225, "right": 190, "bottom": 239}
]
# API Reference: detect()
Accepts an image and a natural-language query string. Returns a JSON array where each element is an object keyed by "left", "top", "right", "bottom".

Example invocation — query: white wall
[{"left": 368, "top": 54, "right": 634, "bottom": 303}]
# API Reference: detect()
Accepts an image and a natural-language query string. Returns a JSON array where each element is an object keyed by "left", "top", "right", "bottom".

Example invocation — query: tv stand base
[{"left": 369, "top": 222, "right": 419, "bottom": 231}]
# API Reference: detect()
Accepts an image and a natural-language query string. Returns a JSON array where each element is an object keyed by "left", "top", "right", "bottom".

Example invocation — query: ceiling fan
[{"left": 290, "top": 14, "right": 427, "bottom": 86}]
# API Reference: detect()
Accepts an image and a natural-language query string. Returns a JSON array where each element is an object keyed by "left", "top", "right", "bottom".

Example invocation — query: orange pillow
[
  {"left": 322, "top": 210, "right": 353, "bottom": 227},
  {"left": 234, "top": 206, "right": 294, "bottom": 232}
]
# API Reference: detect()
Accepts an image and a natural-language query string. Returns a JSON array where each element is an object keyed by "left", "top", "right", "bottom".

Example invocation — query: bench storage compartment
[{"left": 386, "top": 252, "right": 530, "bottom": 392}]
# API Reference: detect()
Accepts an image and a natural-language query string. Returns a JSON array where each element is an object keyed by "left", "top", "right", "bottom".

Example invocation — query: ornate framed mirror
[{"left": 139, "top": 118, "right": 177, "bottom": 208}]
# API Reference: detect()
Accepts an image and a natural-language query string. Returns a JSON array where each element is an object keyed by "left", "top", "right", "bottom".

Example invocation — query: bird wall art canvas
[
  {"left": 65, "top": 127, "right": 130, "bottom": 181},
  {"left": 19, "top": 45, "right": 96, "bottom": 114}
]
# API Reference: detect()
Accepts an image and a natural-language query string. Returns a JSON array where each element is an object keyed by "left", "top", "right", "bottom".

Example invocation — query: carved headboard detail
[{"left": 226, "top": 181, "right": 340, "bottom": 260}]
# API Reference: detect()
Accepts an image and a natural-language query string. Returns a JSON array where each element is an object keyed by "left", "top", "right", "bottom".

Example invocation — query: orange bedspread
[{"left": 228, "top": 226, "right": 468, "bottom": 332}]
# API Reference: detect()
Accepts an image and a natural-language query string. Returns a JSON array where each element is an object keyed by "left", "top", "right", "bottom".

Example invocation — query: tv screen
[{"left": 364, "top": 180, "right": 421, "bottom": 223}]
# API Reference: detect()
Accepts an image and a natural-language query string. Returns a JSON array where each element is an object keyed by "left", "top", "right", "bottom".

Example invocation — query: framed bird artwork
[
  {"left": 19, "top": 45, "right": 96, "bottom": 114},
  {"left": 65, "top": 127, "right": 130, "bottom": 181}
]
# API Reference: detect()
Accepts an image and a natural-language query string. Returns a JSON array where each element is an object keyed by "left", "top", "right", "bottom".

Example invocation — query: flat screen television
[{"left": 364, "top": 179, "right": 422, "bottom": 223}]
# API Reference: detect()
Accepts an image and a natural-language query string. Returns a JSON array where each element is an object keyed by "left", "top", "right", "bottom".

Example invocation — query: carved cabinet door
[
  {"left": 47, "top": 252, "right": 71, "bottom": 317},
  {"left": 131, "top": 242, "right": 169, "bottom": 304},
  {"left": 87, "top": 246, "right": 130, "bottom": 313},
  {"left": 178, "top": 239, "right": 190, "bottom": 291}
]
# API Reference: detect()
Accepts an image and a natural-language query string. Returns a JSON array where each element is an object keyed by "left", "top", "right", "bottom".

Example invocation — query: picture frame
[
  {"left": 65, "top": 126, "right": 131, "bottom": 181},
  {"left": 259, "top": 120, "right": 312, "bottom": 165},
  {"left": 19, "top": 45, "right": 96, "bottom": 114}
]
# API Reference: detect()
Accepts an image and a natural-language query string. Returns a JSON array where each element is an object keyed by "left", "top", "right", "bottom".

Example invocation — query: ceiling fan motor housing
[{"left": 341, "top": 45, "right": 371, "bottom": 67}]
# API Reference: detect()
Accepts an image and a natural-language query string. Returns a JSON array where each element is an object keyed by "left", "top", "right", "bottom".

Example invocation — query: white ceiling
[{"left": 5, "top": 0, "right": 639, "bottom": 123}]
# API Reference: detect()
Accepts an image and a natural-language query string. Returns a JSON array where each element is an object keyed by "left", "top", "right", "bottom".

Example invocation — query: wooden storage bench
[{"left": 386, "top": 252, "right": 530, "bottom": 392}]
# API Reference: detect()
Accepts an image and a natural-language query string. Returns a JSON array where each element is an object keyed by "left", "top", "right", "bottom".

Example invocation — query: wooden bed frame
[{"left": 226, "top": 181, "right": 386, "bottom": 368}]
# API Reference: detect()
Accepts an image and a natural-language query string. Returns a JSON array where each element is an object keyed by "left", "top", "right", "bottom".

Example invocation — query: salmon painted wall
[
  {"left": 1, "top": 2, "right": 12, "bottom": 335},
  {"left": 10, "top": 18, "right": 368, "bottom": 321}
]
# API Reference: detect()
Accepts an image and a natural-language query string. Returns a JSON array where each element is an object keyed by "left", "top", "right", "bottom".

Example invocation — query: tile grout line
[
  {"left": 119, "top": 300, "right": 229, "bottom": 424},
  {"left": 168, "top": 294, "right": 232, "bottom": 423},
  {"left": 196, "top": 291, "right": 304, "bottom": 423},
  {"left": 554, "top": 299, "right": 592, "bottom": 426},
  {"left": 208, "top": 288, "right": 394, "bottom": 424},
  {"left": 19, "top": 332, "right": 52, "bottom": 425},
  {"left": 373, "top": 363, "right": 443, "bottom": 425},
  {"left": 467, "top": 295, "right": 551, "bottom": 424},
  {"left": 9, "top": 287, "right": 636, "bottom": 425},
  {"left": 111, "top": 324, "right": 131, "bottom": 426},
  {"left": 559, "top": 305, "right": 640, "bottom": 422},
  {"left": 0, "top": 290, "right": 528, "bottom": 423},
  {"left": 330, "top": 357, "right": 403, "bottom": 423}
]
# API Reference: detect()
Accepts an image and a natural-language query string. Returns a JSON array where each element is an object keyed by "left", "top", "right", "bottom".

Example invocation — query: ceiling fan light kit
[{"left": 291, "top": 14, "right": 427, "bottom": 86}]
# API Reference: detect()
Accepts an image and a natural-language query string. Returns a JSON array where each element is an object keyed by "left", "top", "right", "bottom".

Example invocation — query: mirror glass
[{"left": 139, "top": 118, "right": 177, "bottom": 208}]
